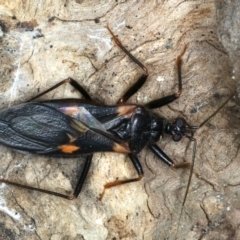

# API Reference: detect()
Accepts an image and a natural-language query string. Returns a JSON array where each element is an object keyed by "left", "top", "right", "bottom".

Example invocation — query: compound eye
[
  {"left": 172, "top": 134, "right": 182, "bottom": 142},
  {"left": 176, "top": 118, "right": 185, "bottom": 128}
]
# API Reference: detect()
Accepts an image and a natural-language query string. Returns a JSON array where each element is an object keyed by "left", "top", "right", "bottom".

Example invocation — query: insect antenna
[
  {"left": 175, "top": 91, "right": 235, "bottom": 238},
  {"left": 198, "top": 92, "right": 236, "bottom": 128},
  {"left": 175, "top": 135, "right": 196, "bottom": 239}
]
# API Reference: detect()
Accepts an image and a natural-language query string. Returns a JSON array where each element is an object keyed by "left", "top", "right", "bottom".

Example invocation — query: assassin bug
[{"left": 0, "top": 26, "right": 231, "bottom": 206}]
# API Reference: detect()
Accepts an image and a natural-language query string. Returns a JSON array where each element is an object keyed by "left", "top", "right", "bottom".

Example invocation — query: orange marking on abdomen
[
  {"left": 59, "top": 144, "right": 80, "bottom": 153},
  {"left": 61, "top": 106, "right": 79, "bottom": 116},
  {"left": 112, "top": 142, "right": 130, "bottom": 153},
  {"left": 117, "top": 105, "right": 137, "bottom": 116}
]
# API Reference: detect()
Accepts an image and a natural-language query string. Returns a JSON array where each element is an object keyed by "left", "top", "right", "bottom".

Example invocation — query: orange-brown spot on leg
[
  {"left": 176, "top": 43, "right": 188, "bottom": 66},
  {"left": 98, "top": 175, "right": 143, "bottom": 201},
  {"left": 112, "top": 142, "right": 130, "bottom": 153},
  {"left": 172, "top": 162, "right": 190, "bottom": 169},
  {"left": 117, "top": 105, "right": 136, "bottom": 117},
  {"left": 59, "top": 144, "right": 80, "bottom": 153}
]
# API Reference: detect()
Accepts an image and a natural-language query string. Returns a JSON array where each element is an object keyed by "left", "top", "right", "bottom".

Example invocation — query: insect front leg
[
  {"left": 148, "top": 144, "right": 190, "bottom": 169},
  {"left": 98, "top": 153, "right": 143, "bottom": 200},
  {"left": 145, "top": 44, "right": 188, "bottom": 109}
]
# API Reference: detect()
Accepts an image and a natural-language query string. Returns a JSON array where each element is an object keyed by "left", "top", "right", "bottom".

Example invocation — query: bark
[{"left": 0, "top": 1, "right": 238, "bottom": 240}]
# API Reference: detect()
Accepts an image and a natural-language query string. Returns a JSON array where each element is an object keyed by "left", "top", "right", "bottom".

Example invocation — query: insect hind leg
[
  {"left": 28, "top": 77, "right": 92, "bottom": 102},
  {"left": 0, "top": 178, "right": 72, "bottom": 199},
  {"left": 18, "top": 77, "right": 93, "bottom": 199},
  {"left": 0, "top": 155, "right": 93, "bottom": 200}
]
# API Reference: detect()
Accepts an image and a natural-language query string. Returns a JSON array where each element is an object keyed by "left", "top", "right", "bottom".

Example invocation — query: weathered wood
[{"left": 0, "top": 1, "right": 238, "bottom": 239}]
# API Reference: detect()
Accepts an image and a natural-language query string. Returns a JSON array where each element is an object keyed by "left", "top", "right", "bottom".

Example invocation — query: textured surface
[
  {"left": 0, "top": 1, "right": 239, "bottom": 240},
  {"left": 215, "top": 0, "right": 240, "bottom": 97}
]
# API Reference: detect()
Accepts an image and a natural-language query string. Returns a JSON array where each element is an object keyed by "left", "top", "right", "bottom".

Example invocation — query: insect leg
[
  {"left": 145, "top": 45, "right": 188, "bottom": 109},
  {"left": 0, "top": 179, "right": 72, "bottom": 199},
  {"left": 29, "top": 77, "right": 93, "bottom": 197},
  {"left": 28, "top": 77, "right": 91, "bottom": 101},
  {"left": 106, "top": 26, "right": 148, "bottom": 103},
  {"left": 98, "top": 153, "right": 143, "bottom": 200},
  {"left": 1, "top": 78, "right": 93, "bottom": 198},
  {"left": 149, "top": 141, "right": 195, "bottom": 238},
  {"left": 148, "top": 144, "right": 190, "bottom": 168},
  {"left": 70, "top": 155, "right": 92, "bottom": 199},
  {"left": 0, "top": 155, "right": 93, "bottom": 200}
]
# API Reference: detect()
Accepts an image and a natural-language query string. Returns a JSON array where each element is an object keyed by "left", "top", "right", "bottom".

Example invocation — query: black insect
[{"left": 0, "top": 27, "right": 230, "bottom": 205}]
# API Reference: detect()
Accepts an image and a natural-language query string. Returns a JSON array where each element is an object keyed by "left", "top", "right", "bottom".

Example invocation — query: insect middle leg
[
  {"left": 99, "top": 30, "right": 189, "bottom": 200},
  {"left": 106, "top": 26, "right": 149, "bottom": 104},
  {"left": 98, "top": 28, "right": 148, "bottom": 200},
  {"left": 98, "top": 153, "right": 143, "bottom": 200}
]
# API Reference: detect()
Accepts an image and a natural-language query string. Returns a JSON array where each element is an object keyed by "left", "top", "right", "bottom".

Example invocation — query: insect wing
[
  {"left": 0, "top": 103, "right": 81, "bottom": 152},
  {"left": 56, "top": 104, "right": 130, "bottom": 154},
  {"left": 58, "top": 105, "right": 107, "bottom": 132},
  {"left": 0, "top": 102, "right": 129, "bottom": 156}
]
